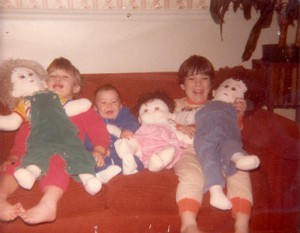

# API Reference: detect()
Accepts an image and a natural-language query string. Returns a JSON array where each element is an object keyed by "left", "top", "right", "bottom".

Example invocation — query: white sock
[
  {"left": 233, "top": 153, "right": 260, "bottom": 170},
  {"left": 209, "top": 185, "right": 232, "bottom": 210}
]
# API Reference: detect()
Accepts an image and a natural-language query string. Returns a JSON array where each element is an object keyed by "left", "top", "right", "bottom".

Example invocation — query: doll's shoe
[
  {"left": 26, "top": 164, "right": 42, "bottom": 178},
  {"left": 236, "top": 155, "right": 260, "bottom": 170},
  {"left": 14, "top": 168, "right": 37, "bottom": 190},
  {"left": 79, "top": 174, "right": 102, "bottom": 195},
  {"left": 96, "top": 165, "right": 121, "bottom": 183}
]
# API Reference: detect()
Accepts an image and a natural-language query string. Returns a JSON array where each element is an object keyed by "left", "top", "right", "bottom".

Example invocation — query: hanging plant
[{"left": 210, "top": 0, "right": 299, "bottom": 61}]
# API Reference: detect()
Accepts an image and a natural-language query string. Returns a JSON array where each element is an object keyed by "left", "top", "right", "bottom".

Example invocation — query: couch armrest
[{"left": 242, "top": 109, "right": 299, "bottom": 214}]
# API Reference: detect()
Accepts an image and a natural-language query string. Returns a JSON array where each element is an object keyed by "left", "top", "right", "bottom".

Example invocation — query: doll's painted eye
[
  {"left": 28, "top": 72, "right": 33, "bottom": 76},
  {"left": 143, "top": 109, "right": 148, "bottom": 113},
  {"left": 231, "top": 87, "right": 236, "bottom": 91},
  {"left": 154, "top": 107, "right": 160, "bottom": 111},
  {"left": 224, "top": 85, "right": 229, "bottom": 88},
  {"left": 19, "top": 75, "right": 26, "bottom": 79}
]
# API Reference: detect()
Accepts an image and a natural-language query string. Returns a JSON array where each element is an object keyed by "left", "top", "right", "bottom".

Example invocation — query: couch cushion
[
  {"left": 57, "top": 179, "right": 106, "bottom": 218},
  {"left": 105, "top": 169, "right": 178, "bottom": 215}
]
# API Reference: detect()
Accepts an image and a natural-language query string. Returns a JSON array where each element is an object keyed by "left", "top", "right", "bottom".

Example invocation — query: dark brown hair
[
  {"left": 178, "top": 55, "right": 215, "bottom": 85},
  {"left": 136, "top": 90, "right": 175, "bottom": 115},
  {"left": 94, "top": 83, "right": 121, "bottom": 99}
]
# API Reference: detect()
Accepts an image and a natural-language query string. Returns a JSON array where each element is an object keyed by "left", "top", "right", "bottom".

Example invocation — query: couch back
[
  {"left": 81, "top": 72, "right": 183, "bottom": 113},
  {"left": 0, "top": 67, "right": 264, "bottom": 162}
]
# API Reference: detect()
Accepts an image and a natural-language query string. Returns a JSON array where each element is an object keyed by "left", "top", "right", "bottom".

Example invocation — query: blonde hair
[{"left": 0, "top": 59, "right": 47, "bottom": 109}]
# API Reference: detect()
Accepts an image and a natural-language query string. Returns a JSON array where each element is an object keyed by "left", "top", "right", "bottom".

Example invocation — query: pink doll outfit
[{"left": 134, "top": 124, "right": 185, "bottom": 169}]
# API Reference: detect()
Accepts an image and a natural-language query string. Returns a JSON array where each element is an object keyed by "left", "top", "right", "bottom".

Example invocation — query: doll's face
[
  {"left": 11, "top": 67, "right": 46, "bottom": 98},
  {"left": 139, "top": 99, "right": 170, "bottom": 124},
  {"left": 212, "top": 78, "right": 247, "bottom": 103}
]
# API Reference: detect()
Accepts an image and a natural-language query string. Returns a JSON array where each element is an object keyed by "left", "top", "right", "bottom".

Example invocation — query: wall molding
[
  {"left": 0, "top": 9, "right": 213, "bottom": 21},
  {"left": 0, "top": 8, "right": 253, "bottom": 22}
]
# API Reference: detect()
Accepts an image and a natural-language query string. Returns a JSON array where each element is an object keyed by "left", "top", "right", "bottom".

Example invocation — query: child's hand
[
  {"left": 176, "top": 125, "right": 195, "bottom": 138},
  {"left": 92, "top": 146, "right": 107, "bottom": 167},
  {"left": 120, "top": 130, "right": 134, "bottom": 139},
  {"left": 233, "top": 98, "right": 247, "bottom": 117}
]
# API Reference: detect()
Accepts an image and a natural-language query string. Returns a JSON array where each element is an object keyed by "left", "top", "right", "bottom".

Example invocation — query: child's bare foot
[
  {"left": 0, "top": 200, "right": 24, "bottom": 221},
  {"left": 181, "top": 224, "right": 203, "bottom": 233},
  {"left": 234, "top": 212, "right": 250, "bottom": 233},
  {"left": 19, "top": 200, "right": 56, "bottom": 224}
]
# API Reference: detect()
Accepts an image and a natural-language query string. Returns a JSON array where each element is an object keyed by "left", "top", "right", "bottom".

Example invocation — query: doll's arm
[
  {"left": 174, "top": 129, "right": 193, "bottom": 145},
  {"left": 64, "top": 98, "right": 92, "bottom": 117},
  {"left": 106, "top": 124, "right": 121, "bottom": 138},
  {"left": 0, "top": 112, "right": 23, "bottom": 131}
]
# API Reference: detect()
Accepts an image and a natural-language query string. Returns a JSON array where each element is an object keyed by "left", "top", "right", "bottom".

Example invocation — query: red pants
[{"left": 2, "top": 123, "right": 70, "bottom": 192}]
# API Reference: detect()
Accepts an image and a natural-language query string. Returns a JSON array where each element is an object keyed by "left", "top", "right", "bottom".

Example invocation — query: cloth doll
[
  {"left": 194, "top": 78, "right": 260, "bottom": 210},
  {"left": 114, "top": 91, "right": 192, "bottom": 173},
  {"left": 0, "top": 59, "right": 102, "bottom": 195}
]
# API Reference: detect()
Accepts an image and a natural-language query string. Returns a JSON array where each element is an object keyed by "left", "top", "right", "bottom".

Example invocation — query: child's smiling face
[
  {"left": 180, "top": 73, "right": 211, "bottom": 104},
  {"left": 47, "top": 69, "right": 80, "bottom": 100},
  {"left": 95, "top": 89, "right": 121, "bottom": 119}
]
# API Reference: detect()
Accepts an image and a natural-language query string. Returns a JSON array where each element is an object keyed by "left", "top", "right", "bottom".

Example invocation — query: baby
[{"left": 85, "top": 83, "right": 143, "bottom": 177}]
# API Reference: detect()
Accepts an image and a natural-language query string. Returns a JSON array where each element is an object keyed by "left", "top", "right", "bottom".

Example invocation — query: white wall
[{"left": 0, "top": 10, "right": 296, "bottom": 73}]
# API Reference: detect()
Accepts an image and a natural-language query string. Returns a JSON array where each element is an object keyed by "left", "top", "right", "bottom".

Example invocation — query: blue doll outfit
[
  {"left": 21, "top": 91, "right": 96, "bottom": 181},
  {"left": 194, "top": 100, "right": 247, "bottom": 192},
  {"left": 85, "top": 106, "right": 143, "bottom": 172}
]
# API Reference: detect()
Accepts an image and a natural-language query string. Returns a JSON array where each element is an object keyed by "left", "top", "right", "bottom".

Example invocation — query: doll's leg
[
  {"left": 227, "top": 170, "right": 252, "bottom": 233},
  {"left": 148, "top": 146, "right": 176, "bottom": 172},
  {"left": 114, "top": 138, "right": 139, "bottom": 175},
  {"left": 19, "top": 155, "right": 69, "bottom": 224},
  {"left": 96, "top": 164, "right": 122, "bottom": 183},
  {"left": 174, "top": 147, "right": 204, "bottom": 233}
]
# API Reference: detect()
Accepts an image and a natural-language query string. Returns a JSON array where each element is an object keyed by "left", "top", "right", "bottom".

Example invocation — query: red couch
[{"left": 0, "top": 67, "right": 299, "bottom": 233}]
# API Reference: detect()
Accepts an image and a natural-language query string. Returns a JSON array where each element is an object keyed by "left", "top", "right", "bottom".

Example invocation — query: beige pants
[{"left": 174, "top": 146, "right": 253, "bottom": 205}]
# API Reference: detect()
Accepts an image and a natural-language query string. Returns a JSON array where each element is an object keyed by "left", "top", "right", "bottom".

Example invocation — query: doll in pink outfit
[{"left": 115, "top": 91, "right": 192, "bottom": 173}]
